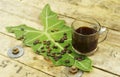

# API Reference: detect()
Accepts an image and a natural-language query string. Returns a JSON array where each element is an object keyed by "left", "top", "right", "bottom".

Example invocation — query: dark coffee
[{"left": 72, "top": 27, "right": 98, "bottom": 53}]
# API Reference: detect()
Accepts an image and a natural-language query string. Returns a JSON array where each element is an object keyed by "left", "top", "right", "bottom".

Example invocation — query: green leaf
[{"left": 6, "top": 4, "right": 92, "bottom": 71}]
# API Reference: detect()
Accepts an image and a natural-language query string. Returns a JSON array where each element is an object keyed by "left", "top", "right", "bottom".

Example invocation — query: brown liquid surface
[{"left": 72, "top": 27, "right": 98, "bottom": 53}]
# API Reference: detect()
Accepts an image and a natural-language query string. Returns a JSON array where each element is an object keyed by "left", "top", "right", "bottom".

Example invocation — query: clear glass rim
[{"left": 71, "top": 18, "right": 101, "bottom": 36}]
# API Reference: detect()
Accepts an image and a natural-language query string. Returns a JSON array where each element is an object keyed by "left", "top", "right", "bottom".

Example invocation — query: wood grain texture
[
  {"left": 0, "top": 33, "right": 118, "bottom": 77},
  {"left": 21, "top": 0, "right": 120, "bottom": 31},
  {"left": 0, "top": 53, "right": 52, "bottom": 77},
  {"left": 0, "top": 0, "right": 120, "bottom": 76},
  {"left": 0, "top": 0, "right": 120, "bottom": 31},
  {"left": 0, "top": 5, "right": 120, "bottom": 75}
]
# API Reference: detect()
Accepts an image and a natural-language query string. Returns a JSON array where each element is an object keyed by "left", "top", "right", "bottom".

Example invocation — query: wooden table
[{"left": 0, "top": 0, "right": 120, "bottom": 77}]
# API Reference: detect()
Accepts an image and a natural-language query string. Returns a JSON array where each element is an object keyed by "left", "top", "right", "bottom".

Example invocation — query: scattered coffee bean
[
  {"left": 36, "top": 50, "right": 40, "bottom": 54},
  {"left": 54, "top": 56, "right": 59, "bottom": 61},
  {"left": 62, "top": 50, "right": 66, "bottom": 53},
  {"left": 12, "top": 48, "right": 19, "bottom": 54},
  {"left": 64, "top": 48, "right": 67, "bottom": 51},
  {"left": 61, "top": 52, "right": 65, "bottom": 55},
  {"left": 67, "top": 50, "right": 72, "bottom": 54},
  {"left": 59, "top": 38, "right": 64, "bottom": 43},
  {"left": 46, "top": 41, "right": 51, "bottom": 45},
  {"left": 75, "top": 55, "right": 85, "bottom": 61},
  {"left": 47, "top": 50, "right": 51, "bottom": 53},
  {"left": 51, "top": 30, "right": 55, "bottom": 32},
  {"left": 47, "top": 53, "right": 51, "bottom": 56},
  {"left": 51, "top": 53, "right": 56, "bottom": 57},
  {"left": 61, "top": 50, "right": 66, "bottom": 55},
  {"left": 46, "top": 46, "right": 50, "bottom": 49},
  {"left": 43, "top": 41, "right": 47, "bottom": 45},
  {"left": 55, "top": 40, "right": 58, "bottom": 42},
  {"left": 74, "top": 57, "right": 78, "bottom": 60},
  {"left": 57, "top": 55, "right": 62, "bottom": 59},
  {"left": 48, "top": 48, "right": 52, "bottom": 52},
  {"left": 44, "top": 57, "right": 50, "bottom": 61},
  {"left": 18, "top": 36, "right": 24, "bottom": 40},
  {"left": 78, "top": 56, "right": 85, "bottom": 61},
  {"left": 41, "top": 47, "right": 44, "bottom": 50},
  {"left": 53, "top": 45, "right": 58, "bottom": 49},
  {"left": 63, "top": 35, "right": 67, "bottom": 40},
  {"left": 65, "top": 60, "right": 70, "bottom": 63},
  {"left": 39, "top": 41, "right": 42, "bottom": 44},
  {"left": 41, "top": 50, "right": 45, "bottom": 53},
  {"left": 69, "top": 66, "right": 78, "bottom": 74},
  {"left": 20, "top": 28, "right": 24, "bottom": 31},
  {"left": 33, "top": 40, "right": 39, "bottom": 45},
  {"left": 64, "top": 33, "right": 67, "bottom": 35}
]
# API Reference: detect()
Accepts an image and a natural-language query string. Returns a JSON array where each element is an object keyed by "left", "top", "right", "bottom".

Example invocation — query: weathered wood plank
[
  {"left": 82, "top": 68, "right": 118, "bottom": 77},
  {"left": 0, "top": 0, "right": 120, "bottom": 31},
  {"left": 0, "top": 5, "right": 120, "bottom": 75},
  {"left": 21, "top": 0, "right": 120, "bottom": 31},
  {"left": 0, "top": 53, "right": 52, "bottom": 77},
  {"left": 0, "top": 33, "right": 118, "bottom": 77},
  {"left": 0, "top": 0, "right": 120, "bottom": 76}
]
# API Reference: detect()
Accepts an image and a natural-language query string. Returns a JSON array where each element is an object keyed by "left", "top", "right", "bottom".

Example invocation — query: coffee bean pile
[
  {"left": 33, "top": 32, "right": 73, "bottom": 63},
  {"left": 74, "top": 55, "right": 85, "bottom": 61}
]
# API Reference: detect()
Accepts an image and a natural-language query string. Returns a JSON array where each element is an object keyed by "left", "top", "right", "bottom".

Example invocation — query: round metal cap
[{"left": 7, "top": 46, "right": 24, "bottom": 58}]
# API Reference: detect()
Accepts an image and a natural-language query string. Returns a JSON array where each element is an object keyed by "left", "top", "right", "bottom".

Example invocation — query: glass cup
[{"left": 71, "top": 17, "right": 108, "bottom": 55}]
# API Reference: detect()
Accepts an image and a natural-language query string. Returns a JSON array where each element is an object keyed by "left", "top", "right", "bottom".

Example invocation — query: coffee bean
[
  {"left": 41, "top": 47, "right": 44, "bottom": 50},
  {"left": 57, "top": 55, "right": 62, "bottom": 59},
  {"left": 47, "top": 53, "right": 51, "bottom": 56},
  {"left": 64, "top": 48, "right": 67, "bottom": 51},
  {"left": 39, "top": 41, "right": 42, "bottom": 44},
  {"left": 48, "top": 48, "right": 52, "bottom": 52},
  {"left": 63, "top": 35, "right": 67, "bottom": 40},
  {"left": 12, "top": 48, "right": 19, "bottom": 54},
  {"left": 74, "top": 57, "right": 78, "bottom": 60},
  {"left": 75, "top": 56, "right": 85, "bottom": 61},
  {"left": 41, "top": 50, "right": 45, "bottom": 53},
  {"left": 67, "top": 50, "right": 72, "bottom": 54},
  {"left": 46, "top": 46, "right": 50, "bottom": 49},
  {"left": 69, "top": 66, "right": 78, "bottom": 74},
  {"left": 64, "top": 33, "right": 67, "bottom": 35},
  {"left": 65, "top": 44, "right": 70, "bottom": 48},
  {"left": 33, "top": 40, "right": 39, "bottom": 45},
  {"left": 51, "top": 53, "right": 56, "bottom": 57},
  {"left": 51, "top": 30, "right": 55, "bottom": 32},
  {"left": 18, "top": 36, "right": 24, "bottom": 40},
  {"left": 61, "top": 50, "right": 66, "bottom": 54},
  {"left": 53, "top": 45, "right": 58, "bottom": 49},
  {"left": 59, "top": 38, "right": 64, "bottom": 43},
  {"left": 65, "top": 60, "right": 70, "bottom": 63},
  {"left": 43, "top": 41, "right": 47, "bottom": 45},
  {"left": 54, "top": 57, "right": 59, "bottom": 61},
  {"left": 46, "top": 41, "right": 51, "bottom": 45},
  {"left": 55, "top": 40, "right": 58, "bottom": 42},
  {"left": 78, "top": 56, "right": 85, "bottom": 61},
  {"left": 47, "top": 50, "right": 51, "bottom": 53},
  {"left": 61, "top": 52, "right": 65, "bottom": 55},
  {"left": 36, "top": 50, "right": 40, "bottom": 54}
]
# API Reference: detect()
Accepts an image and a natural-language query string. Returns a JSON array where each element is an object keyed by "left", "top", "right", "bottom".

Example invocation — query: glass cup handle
[{"left": 98, "top": 26, "right": 109, "bottom": 43}]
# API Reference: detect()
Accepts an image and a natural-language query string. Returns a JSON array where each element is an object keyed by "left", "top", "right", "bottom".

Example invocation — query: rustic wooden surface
[{"left": 0, "top": 0, "right": 120, "bottom": 77}]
